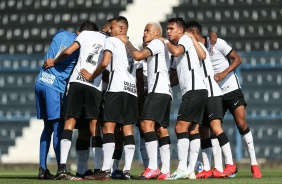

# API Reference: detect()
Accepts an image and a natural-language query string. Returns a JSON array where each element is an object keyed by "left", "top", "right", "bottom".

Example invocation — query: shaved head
[{"left": 147, "top": 22, "right": 162, "bottom": 36}]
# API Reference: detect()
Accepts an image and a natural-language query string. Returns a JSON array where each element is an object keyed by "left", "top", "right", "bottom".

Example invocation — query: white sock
[
  {"left": 76, "top": 150, "right": 88, "bottom": 175},
  {"left": 157, "top": 147, "right": 161, "bottom": 167},
  {"left": 140, "top": 138, "right": 149, "bottom": 168},
  {"left": 202, "top": 147, "right": 212, "bottom": 171},
  {"left": 123, "top": 144, "right": 135, "bottom": 171},
  {"left": 177, "top": 138, "right": 189, "bottom": 171},
  {"left": 146, "top": 140, "right": 158, "bottom": 170},
  {"left": 242, "top": 131, "right": 258, "bottom": 165},
  {"left": 187, "top": 138, "right": 200, "bottom": 174},
  {"left": 101, "top": 143, "right": 115, "bottom": 171},
  {"left": 221, "top": 142, "right": 233, "bottom": 165},
  {"left": 211, "top": 138, "right": 223, "bottom": 172},
  {"left": 92, "top": 147, "right": 102, "bottom": 170},
  {"left": 159, "top": 144, "right": 170, "bottom": 174},
  {"left": 60, "top": 139, "right": 71, "bottom": 164}
]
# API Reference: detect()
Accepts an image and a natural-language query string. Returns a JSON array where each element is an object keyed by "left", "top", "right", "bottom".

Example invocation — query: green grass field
[{"left": 0, "top": 168, "right": 282, "bottom": 184}]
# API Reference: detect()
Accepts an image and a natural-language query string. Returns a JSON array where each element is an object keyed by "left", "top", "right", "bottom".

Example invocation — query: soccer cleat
[
  {"left": 138, "top": 168, "right": 161, "bottom": 180},
  {"left": 38, "top": 167, "right": 54, "bottom": 180},
  {"left": 157, "top": 172, "right": 170, "bottom": 180},
  {"left": 213, "top": 168, "right": 225, "bottom": 178},
  {"left": 223, "top": 164, "right": 238, "bottom": 177},
  {"left": 122, "top": 170, "right": 131, "bottom": 180},
  {"left": 165, "top": 169, "right": 188, "bottom": 180},
  {"left": 111, "top": 169, "right": 123, "bottom": 179},
  {"left": 86, "top": 170, "right": 111, "bottom": 180},
  {"left": 187, "top": 172, "right": 196, "bottom": 179},
  {"left": 251, "top": 165, "right": 262, "bottom": 178},
  {"left": 76, "top": 169, "right": 94, "bottom": 178},
  {"left": 53, "top": 166, "right": 82, "bottom": 180},
  {"left": 196, "top": 169, "right": 213, "bottom": 179}
]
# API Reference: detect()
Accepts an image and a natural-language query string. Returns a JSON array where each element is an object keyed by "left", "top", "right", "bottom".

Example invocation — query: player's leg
[
  {"left": 187, "top": 123, "right": 200, "bottom": 179},
  {"left": 36, "top": 83, "right": 62, "bottom": 179},
  {"left": 156, "top": 126, "right": 171, "bottom": 180},
  {"left": 232, "top": 105, "right": 262, "bottom": 178},
  {"left": 38, "top": 119, "right": 54, "bottom": 179},
  {"left": 210, "top": 119, "right": 237, "bottom": 177},
  {"left": 54, "top": 83, "right": 85, "bottom": 180},
  {"left": 197, "top": 126, "right": 213, "bottom": 179},
  {"left": 121, "top": 124, "right": 135, "bottom": 180},
  {"left": 111, "top": 126, "right": 124, "bottom": 179},
  {"left": 75, "top": 127, "right": 91, "bottom": 178},
  {"left": 120, "top": 93, "right": 137, "bottom": 180},
  {"left": 227, "top": 89, "right": 261, "bottom": 178}
]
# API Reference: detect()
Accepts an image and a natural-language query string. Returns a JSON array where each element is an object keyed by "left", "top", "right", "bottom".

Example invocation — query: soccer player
[
  {"left": 185, "top": 21, "right": 237, "bottom": 178},
  {"left": 35, "top": 20, "right": 97, "bottom": 180},
  {"left": 188, "top": 21, "right": 262, "bottom": 178},
  {"left": 75, "top": 18, "right": 113, "bottom": 179},
  {"left": 116, "top": 22, "right": 172, "bottom": 180},
  {"left": 44, "top": 21, "right": 108, "bottom": 180},
  {"left": 160, "top": 18, "right": 208, "bottom": 180},
  {"left": 81, "top": 16, "right": 137, "bottom": 180}
]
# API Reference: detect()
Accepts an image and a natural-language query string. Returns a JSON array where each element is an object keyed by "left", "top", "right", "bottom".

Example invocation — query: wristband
[{"left": 164, "top": 40, "right": 169, "bottom": 45}]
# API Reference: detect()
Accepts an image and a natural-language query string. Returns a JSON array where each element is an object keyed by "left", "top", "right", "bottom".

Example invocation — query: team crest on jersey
[
  {"left": 207, "top": 46, "right": 215, "bottom": 57},
  {"left": 86, "top": 44, "right": 103, "bottom": 65}
]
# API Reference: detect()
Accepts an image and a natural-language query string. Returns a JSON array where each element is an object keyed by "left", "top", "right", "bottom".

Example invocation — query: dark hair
[
  {"left": 78, "top": 20, "right": 99, "bottom": 32},
  {"left": 113, "top": 16, "right": 128, "bottom": 28},
  {"left": 168, "top": 18, "right": 186, "bottom": 30},
  {"left": 185, "top": 20, "right": 202, "bottom": 33}
]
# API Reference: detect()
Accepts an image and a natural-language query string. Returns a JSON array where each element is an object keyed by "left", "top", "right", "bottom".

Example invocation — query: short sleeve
[
  {"left": 146, "top": 39, "right": 163, "bottom": 56},
  {"left": 213, "top": 38, "right": 232, "bottom": 57},
  {"left": 178, "top": 35, "right": 193, "bottom": 52},
  {"left": 104, "top": 37, "right": 115, "bottom": 54}
]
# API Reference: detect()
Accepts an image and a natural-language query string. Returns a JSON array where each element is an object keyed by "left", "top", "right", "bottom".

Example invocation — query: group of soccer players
[{"left": 35, "top": 15, "right": 262, "bottom": 180}]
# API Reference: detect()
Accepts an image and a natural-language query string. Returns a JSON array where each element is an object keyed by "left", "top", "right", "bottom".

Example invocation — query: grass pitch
[{"left": 0, "top": 168, "right": 282, "bottom": 184}]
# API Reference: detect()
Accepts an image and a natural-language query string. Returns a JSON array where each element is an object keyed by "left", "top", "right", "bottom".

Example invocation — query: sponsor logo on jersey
[
  {"left": 76, "top": 74, "right": 92, "bottom": 83},
  {"left": 40, "top": 71, "right": 56, "bottom": 85},
  {"left": 123, "top": 81, "right": 137, "bottom": 94}
]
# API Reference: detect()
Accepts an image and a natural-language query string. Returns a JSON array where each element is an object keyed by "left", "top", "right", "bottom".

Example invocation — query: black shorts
[
  {"left": 103, "top": 92, "right": 138, "bottom": 125},
  {"left": 65, "top": 82, "right": 102, "bottom": 120},
  {"left": 202, "top": 96, "right": 223, "bottom": 127},
  {"left": 177, "top": 89, "right": 208, "bottom": 124},
  {"left": 141, "top": 93, "right": 172, "bottom": 128},
  {"left": 222, "top": 89, "right": 247, "bottom": 115}
]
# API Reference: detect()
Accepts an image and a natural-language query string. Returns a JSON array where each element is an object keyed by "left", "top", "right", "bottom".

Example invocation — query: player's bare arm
[
  {"left": 214, "top": 50, "right": 242, "bottom": 83},
  {"left": 160, "top": 37, "right": 184, "bottom": 57},
  {"left": 126, "top": 42, "right": 151, "bottom": 61},
  {"left": 43, "top": 42, "right": 79, "bottom": 68},
  {"left": 81, "top": 50, "right": 112, "bottom": 81},
  {"left": 184, "top": 32, "right": 206, "bottom": 60}
]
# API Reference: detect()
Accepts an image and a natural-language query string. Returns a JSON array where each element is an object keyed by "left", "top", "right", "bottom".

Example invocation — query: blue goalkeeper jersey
[{"left": 36, "top": 30, "right": 79, "bottom": 93}]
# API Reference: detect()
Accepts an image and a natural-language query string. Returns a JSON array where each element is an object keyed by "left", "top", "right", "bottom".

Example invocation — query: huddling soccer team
[{"left": 35, "top": 16, "right": 262, "bottom": 180}]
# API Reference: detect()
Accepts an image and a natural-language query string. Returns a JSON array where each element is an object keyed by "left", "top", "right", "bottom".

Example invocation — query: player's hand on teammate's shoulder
[
  {"left": 115, "top": 35, "right": 129, "bottom": 44},
  {"left": 80, "top": 68, "right": 93, "bottom": 82},
  {"left": 43, "top": 58, "right": 55, "bottom": 68},
  {"left": 184, "top": 32, "right": 194, "bottom": 38}
]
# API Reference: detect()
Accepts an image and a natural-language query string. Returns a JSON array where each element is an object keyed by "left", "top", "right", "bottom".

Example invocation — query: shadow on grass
[{"left": 0, "top": 176, "right": 37, "bottom": 180}]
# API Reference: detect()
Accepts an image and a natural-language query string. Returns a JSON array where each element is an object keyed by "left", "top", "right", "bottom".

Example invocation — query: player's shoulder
[{"left": 215, "top": 38, "right": 228, "bottom": 45}]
